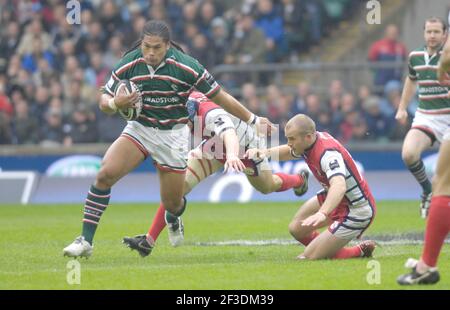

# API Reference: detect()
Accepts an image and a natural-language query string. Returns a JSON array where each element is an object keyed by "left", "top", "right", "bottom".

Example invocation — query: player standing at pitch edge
[
  {"left": 395, "top": 17, "right": 450, "bottom": 218},
  {"left": 123, "top": 91, "right": 309, "bottom": 257},
  {"left": 247, "top": 114, "right": 377, "bottom": 260},
  {"left": 63, "top": 20, "right": 275, "bottom": 258},
  {"left": 397, "top": 15, "right": 450, "bottom": 286}
]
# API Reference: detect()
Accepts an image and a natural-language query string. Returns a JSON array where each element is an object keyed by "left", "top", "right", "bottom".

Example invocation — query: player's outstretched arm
[
  {"left": 245, "top": 145, "right": 294, "bottom": 162},
  {"left": 220, "top": 129, "right": 246, "bottom": 173},
  {"left": 210, "top": 89, "right": 276, "bottom": 136}
]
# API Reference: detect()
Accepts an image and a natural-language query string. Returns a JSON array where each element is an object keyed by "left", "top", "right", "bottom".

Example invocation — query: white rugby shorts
[
  {"left": 121, "top": 121, "right": 189, "bottom": 173},
  {"left": 412, "top": 111, "right": 450, "bottom": 144}
]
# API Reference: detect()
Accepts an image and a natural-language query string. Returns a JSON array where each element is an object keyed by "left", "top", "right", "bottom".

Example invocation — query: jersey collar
[
  {"left": 423, "top": 44, "right": 443, "bottom": 65},
  {"left": 145, "top": 47, "right": 176, "bottom": 73},
  {"left": 165, "top": 47, "right": 175, "bottom": 58}
]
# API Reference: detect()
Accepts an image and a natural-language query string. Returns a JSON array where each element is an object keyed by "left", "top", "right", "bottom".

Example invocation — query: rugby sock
[
  {"left": 165, "top": 196, "right": 187, "bottom": 224},
  {"left": 421, "top": 196, "right": 450, "bottom": 267},
  {"left": 332, "top": 246, "right": 362, "bottom": 259},
  {"left": 147, "top": 204, "right": 166, "bottom": 242},
  {"left": 407, "top": 160, "right": 432, "bottom": 194},
  {"left": 299, "top": 231, "right": 319, "bottom": 246},
  {"left": 274, "top": 173, "right": 303, "bottom": 192},
  {"left": 82, "top": 185, "right": 111, "bottom": 245}
]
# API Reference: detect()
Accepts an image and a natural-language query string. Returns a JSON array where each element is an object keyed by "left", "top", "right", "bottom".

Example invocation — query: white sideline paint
[{"left": 192, "top": 238, "right": 450, "bottom": 247}]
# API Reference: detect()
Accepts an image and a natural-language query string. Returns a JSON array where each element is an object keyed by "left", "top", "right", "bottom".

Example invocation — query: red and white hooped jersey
[
  {"left": 295, "top": 132, "right": 374, "bottom": 208},
  {"left": 189, "top": 91, "right": 256, "bottom": 147},
  {"left": 188, "top": 91, "right": 264, "bottom": 175}
]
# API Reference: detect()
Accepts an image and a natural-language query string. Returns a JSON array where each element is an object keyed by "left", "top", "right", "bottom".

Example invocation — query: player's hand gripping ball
[{"left": 114, "top": 80, "right": 143, "bottom": 121}]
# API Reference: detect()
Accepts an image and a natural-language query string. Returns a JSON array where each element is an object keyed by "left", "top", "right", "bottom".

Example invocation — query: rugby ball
[{"left": 114, "top": 80, "right": 143, "bottom": 121}]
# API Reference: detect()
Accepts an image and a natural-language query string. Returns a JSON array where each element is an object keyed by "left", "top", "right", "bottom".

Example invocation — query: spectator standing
[{"left": 368, "top": 24, "right": 407, "bottom": 90}]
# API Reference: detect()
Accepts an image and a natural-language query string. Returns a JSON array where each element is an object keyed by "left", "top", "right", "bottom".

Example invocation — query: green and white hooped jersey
[
  {"left": 103, "top": 47, "right": 221, "bottom": 130},
  {"left": 408, "top": 46, "right": 450, "bottom": 114}
]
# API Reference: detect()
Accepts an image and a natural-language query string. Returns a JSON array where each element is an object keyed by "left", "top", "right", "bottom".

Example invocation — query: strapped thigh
[{"left": 185, "top": 155, "right": 223, "bottom": 192}]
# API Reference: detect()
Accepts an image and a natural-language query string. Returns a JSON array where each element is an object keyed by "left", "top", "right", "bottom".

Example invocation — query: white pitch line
[{"left": 192, "top": 238, "right": 450, "bottom": 247}]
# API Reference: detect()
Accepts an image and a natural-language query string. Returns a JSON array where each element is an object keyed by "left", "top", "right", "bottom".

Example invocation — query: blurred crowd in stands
[{"left": 0, "top": 0, "right": 416, "bottom": 146}]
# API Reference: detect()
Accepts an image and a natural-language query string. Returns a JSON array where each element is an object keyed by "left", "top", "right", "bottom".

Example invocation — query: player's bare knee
[
  {"left": 401, "top": 149, "right": 419, "bottom": 165},
  {"left": 288, "top": 220, "right": 303, "bottom": 238},
  {"left": 288, "top": 221, "right": 297, "bottom": 236},
  {"left": 255, "top": 185, "right": 273, "bottom": 195},
  {"left": 95, "top": 166, "right": 117, "bottom": 189}
]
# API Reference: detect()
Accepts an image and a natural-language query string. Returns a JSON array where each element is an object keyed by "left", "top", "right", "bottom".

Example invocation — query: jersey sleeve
[
  {"left": 102, "top": 55, "right": 134, "bottom": 96},
  {"left": 103, "top": 74, "right": 117, "bottom": 96},
  {"left": 320, "top": 150, "right": 346, "bottom": 180},
  {"left": 408, "top": 53, "right": 418, "bottom": 81},
  {"left": 204, "top": 108, "right": 235, "bottom": 137},
  {"left": 192, "top": 62, "right": 221, "bottom": 98}
]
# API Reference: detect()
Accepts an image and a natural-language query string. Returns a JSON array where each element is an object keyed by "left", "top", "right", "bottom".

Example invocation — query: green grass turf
[{"left": 0, "top": 201, "right": 448, "bottom": 289}]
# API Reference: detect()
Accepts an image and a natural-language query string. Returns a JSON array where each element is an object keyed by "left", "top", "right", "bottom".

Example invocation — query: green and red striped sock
[{"left": 81, "top": 185, "right": 111, "bottom": 245}]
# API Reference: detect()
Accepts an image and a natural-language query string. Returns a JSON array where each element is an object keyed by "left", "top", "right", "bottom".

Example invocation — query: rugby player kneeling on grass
[{"left": 247, "top": 114, "right": 377, "bottom": 260}]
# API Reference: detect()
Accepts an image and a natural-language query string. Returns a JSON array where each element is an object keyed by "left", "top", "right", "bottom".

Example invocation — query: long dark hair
[{"left": 124, "top": 20, "right": 184, "bottom": 56}]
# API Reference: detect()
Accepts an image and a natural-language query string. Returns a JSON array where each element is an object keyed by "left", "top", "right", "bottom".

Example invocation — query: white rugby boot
[
  {"left": 165, "top": 212, "right": 184, "bottom": 247},
  {"left": 63, "top": 236, "right": 93, "bottom": 258}
]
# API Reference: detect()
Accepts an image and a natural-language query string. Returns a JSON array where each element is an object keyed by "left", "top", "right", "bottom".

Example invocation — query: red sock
[
  {"left": 333, "top": 246, "right": 362, "bottom": 259},
  {"left": 421, "top": 196, "right": 450, "bottom": 267},
  {"left": 299, "top": 231, "right": 319, "bottom": 246},
  {"left": 147, "top": 203, "right": 167, "bottom": 242},
  {"left": 275, "top": 173, "right": 302, "bottom": 192}
]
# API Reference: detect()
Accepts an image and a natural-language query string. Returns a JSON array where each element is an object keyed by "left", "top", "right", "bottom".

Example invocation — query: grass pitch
[{"left": 0, "top": 200, "right": 448, "bottom": 290}]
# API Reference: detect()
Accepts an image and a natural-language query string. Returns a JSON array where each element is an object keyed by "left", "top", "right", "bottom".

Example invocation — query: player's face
[
  {"left": 286, "top": 128, "right": 310, "bottom": 155},
  {"left": 424, "top": 22, "right": 446, "bottom": 50},
  {"left": 141, "top": 35, "right": 169, "bottom": 67}
]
